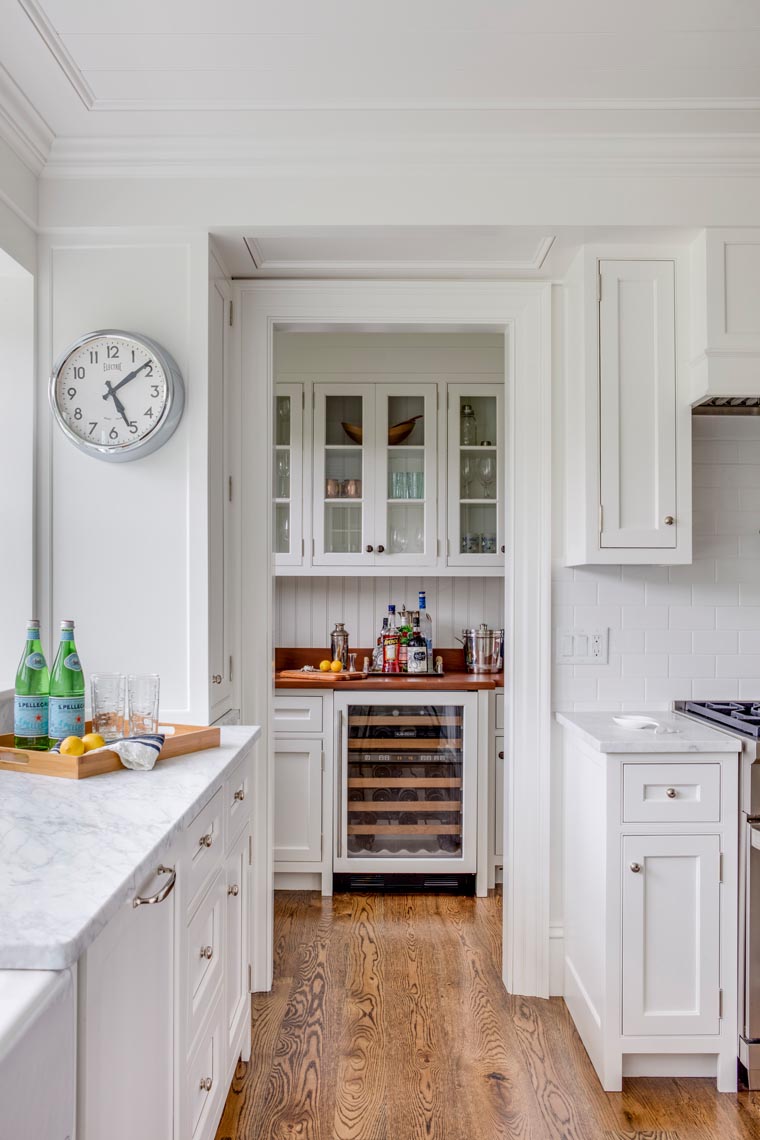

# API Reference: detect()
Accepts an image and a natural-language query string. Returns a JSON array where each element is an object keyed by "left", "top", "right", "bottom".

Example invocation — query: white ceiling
[{"left": 2, "top": 0, "right": 760, "bottom": 156}]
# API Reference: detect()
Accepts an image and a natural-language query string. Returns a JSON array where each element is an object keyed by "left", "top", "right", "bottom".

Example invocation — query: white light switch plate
[{"left": 555, "top": 628, "right": 609, "bottom": 665}]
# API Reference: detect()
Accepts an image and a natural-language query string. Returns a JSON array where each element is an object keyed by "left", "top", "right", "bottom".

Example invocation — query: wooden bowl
[{"left": 341, "top": 414, "right": 423, "bottom": 447}]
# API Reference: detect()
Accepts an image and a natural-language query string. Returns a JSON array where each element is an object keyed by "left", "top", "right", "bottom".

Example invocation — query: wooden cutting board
[
  {"left": 277, "top": 669, "right": 368, "bottom": 681},
  {"left": 0, "top": 723, "right": 221, "bottom": 779}
]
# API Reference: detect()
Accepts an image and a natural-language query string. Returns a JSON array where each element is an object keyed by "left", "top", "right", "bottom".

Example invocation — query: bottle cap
[
  {"left": 27, "top": 619, "right": 40, "bottom": 626},
  {"left": 60, "top": 619, "right": 75, "bottom": 629}
]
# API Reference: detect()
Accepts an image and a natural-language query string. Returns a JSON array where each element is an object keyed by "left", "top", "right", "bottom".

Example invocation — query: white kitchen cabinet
[
  {"left": 78, "top": 858, "right": 177, "bottom": 1140},
  {"left": 564, "top": 248, "right": 691, "bottom": 565},
  {"left": 493, "top": 735, "right": 504, "bottom": 866},
  {"left": 274, "top": 737, "right": 323, "bottom": 863},
  {"left": 225, "top": 826, "right": 250, "bottom": 1054},
  {"left": 560, "top": 720, "right": 738, "bottom": 1091},
  {"left": 621, "top": 833, "right": 720, "bottom": 1038},
  {"left": 447, "top": 384, "right": 504, "bottom": 567}
]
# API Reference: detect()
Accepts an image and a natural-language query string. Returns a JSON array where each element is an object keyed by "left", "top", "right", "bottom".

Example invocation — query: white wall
[{"left": 36, "top": 233, "right": 212, "bottom": 722}]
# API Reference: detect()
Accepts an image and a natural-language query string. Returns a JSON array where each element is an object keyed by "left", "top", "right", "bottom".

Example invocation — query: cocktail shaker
[{"left": 330, "top": 622, "right": 349, "bottom": 668}]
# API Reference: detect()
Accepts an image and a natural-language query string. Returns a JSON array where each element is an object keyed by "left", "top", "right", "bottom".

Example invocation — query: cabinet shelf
[
  {"left": 347, "top": 824, "right": 462, "bottom": 835},
  {"left": 347, "top": 802, "right": 461, "bottom": 812},
  {"left": 348, "top": 776, "right": 463, "bottom": 787},
  {"left": 348, "top": 739, "right": 462, "bottom": 751}
]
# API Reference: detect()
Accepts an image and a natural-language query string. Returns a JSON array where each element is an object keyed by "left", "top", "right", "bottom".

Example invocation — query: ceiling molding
[
  {"left": 42, "top": 132, "right": 760, "bottom": 180},
  {"left": 17, "top": 0, "right": 97, "bottom": 111},
  {"left": 243, "top": 236, "right": 264, "bottom": 268},
  {"left": 0, "top": 62, "right": 53, "bottom": 174}
]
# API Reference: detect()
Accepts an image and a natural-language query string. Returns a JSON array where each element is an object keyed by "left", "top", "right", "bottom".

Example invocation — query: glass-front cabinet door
[
  {"left": 274, "top": 384, "right": 303, "bottom": 566},
  {"left": 447, "top": 384, "right": 504, "bottom": 567},
  {"left": 313, "top": 384, "right": 374, "bottom": 565},
  {"left": 375, "top": 384, "right": 437, "bottom": 567}
]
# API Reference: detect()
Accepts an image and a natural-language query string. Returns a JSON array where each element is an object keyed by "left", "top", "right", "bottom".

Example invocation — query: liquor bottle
[
  {"left": 49, "top": 619, "right": 85, "bottom": 744},
  {"left": 382, "top": 605, "right": 400, "bottom": 674},
  {"left": 14, "top": 620, "right": 49, "bottom": 751},
  {"left": 418, "top": 590, "right": 434, "bottom": 673},
  {"left": 407, "top": 621, "right": 428, "bottom": 674},
  {"left": 372, "top": 616, "right": 388, "bottom": 672}
]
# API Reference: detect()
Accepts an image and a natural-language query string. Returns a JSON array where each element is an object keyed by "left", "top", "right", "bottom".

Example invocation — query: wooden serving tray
[
  {"left": 277, "top": 669, "right": 368, "bottom": 682},
  {"left": 0, "top": 723, "right": 221, "bottom": 780}
]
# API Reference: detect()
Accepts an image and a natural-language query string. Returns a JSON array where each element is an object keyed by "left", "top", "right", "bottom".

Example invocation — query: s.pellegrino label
[
  {"left": 49, "top": 697, "right": 86, "bottom": 741},
  {"left": 49, "top": 620, "right": 85, "bottom": 741},
  {"left": 15, "top": 622, "right": 49, "bottom": 751}
]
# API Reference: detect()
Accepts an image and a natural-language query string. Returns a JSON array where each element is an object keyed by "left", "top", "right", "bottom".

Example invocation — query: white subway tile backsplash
[
  {"left": 644, "top": 678, "right": 692, "bottom": 705},
  {"left": 716, "top": 558, "right": 760, "bottom": 583},
  {"left": 597, "top": 575, "right": 646, "bottom": 605},
  {"left": 622, "top": 605, "right": 669, "bottom": 630},
  {"left": 597, "top": 676, "right": 646, "bottom": 701},
  {"left": 669, "top": 606, "right": 716, "bottom": 630},
  {"left": 693, "top": 630, "right": 739, "bottom": 654},
  {"left": 644, "top": 579, "right": 691, "bottom": 606},
  {"left": 692, "top": 677, "right": 739, "bottom": 700},
  {"left": 553, "top": 579, "right": 598, "bottom": 606},
  {"left": 645, "top": 629, "right": 693, "bottom": 653},
  {"left": 716, "top": 655, "right": 760, "bottom": 677},
  {"left": 574, "top": 605, "right": 622, "bottom": 629},
  {"left": 691, "top": 581, "right": 740, "bottom": 607},
  {"left": 740, "top": 631, "right": 760, "bottom": 653},
  {"left": 621, "top": 654, "right": 668, "bottom": 677},
  {"left": 668, "top": 654, "right": 716, "bottom": 678},
  {"left": 609, "top": 628, "right": 646, "bottom": 654},
  {"left": 717, "top": 607, "right": 760, "bottom": 630},
  {"left": 739, "top": 680, "right": 760, "bottom": 699}
]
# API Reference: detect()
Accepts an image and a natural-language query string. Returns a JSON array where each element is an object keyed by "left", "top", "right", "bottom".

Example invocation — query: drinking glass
[
  {"left": 461, "top": 456, "right": 473, "bottom": 499},
  {"left": 91, "top": 673, "right": 125, "bottom": 742},
  {"left": 276, "top": 452, "right": 290, "bottom": 499},
  {"left": 409, "top": 471, "right": 424, "bottom": 499},
  {"left": 127, "top": 674, "right": 161, "bottom": 736},
  {"left": 391, "top": 526, "right": 408, "bottom": 553},
  {"left": 479, "top": 456, "right": 496, "bottom": 499}
]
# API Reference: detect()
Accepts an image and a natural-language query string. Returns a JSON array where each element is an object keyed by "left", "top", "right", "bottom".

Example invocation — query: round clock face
[{"left": 50, "top": 330, "right": 184, "bottom": 462}]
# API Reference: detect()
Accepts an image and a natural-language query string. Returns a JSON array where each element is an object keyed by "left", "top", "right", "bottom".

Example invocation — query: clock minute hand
[{"left": 103, "top": 359, "right": 151, "bottom": 399}]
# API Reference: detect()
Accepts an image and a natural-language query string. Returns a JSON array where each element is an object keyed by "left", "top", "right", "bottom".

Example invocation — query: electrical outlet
[{"left": 555, "top": 628, "right": 609, "bottom": 665}]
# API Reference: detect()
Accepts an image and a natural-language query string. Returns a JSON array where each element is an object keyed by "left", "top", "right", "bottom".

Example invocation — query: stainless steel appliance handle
[
  {"left": 337, "top": 710, "right": 343, "bottom": 858},
  {"left": 746, "top": 824, "right": 760, "bottom": 1040},
  {"left": 133, "top": 865, "right": 176, "bottom": 908}
]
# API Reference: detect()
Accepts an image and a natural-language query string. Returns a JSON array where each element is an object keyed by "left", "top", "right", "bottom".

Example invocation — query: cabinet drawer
[
  {"left": 186, "top": 872, "right": 225, "bottom": 1053},
  {"left": 225, "top": 756, "right": 250, "bottom": 846},
  {"left": 186, "top": 787, "right": 224, "bottom": 913},
  {"left": 186, "top": 988, "right": 225, "bottom": 1140},
  {"left": 622, "top": 763, "right": 721, "bottom": 823},
  {"left": 273, "top": 695, "right": 323, "bottom": 735},
  {"left": 494, "top": 691, "right": 505, "bottom": 731}
]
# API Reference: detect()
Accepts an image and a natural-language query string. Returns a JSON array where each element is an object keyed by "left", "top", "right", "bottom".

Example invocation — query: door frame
[{"left": 238, "top": 281, "right": 552, "bottom": 998}]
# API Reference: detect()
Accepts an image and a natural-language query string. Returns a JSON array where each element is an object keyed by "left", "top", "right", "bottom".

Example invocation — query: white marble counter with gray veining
[
  {"left": 555, "top": 711, "right": 741, "bottom": 754},
  {"left": 0, "top": 725, "right": 260, "bottom": 970}
]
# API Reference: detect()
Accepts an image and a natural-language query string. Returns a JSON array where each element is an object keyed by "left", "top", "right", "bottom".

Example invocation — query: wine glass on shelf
[
  {"left": 479, "top": 455, "right": 496, "bottom": 499},
  {"left": 391, "top": 525, "right": 408, "bottom": 553},
  {"left": 461, "top": 456, "right": 473, "bottom": 500},
  {"left": 276, "top": 452, "right": 289, "bottom": 499}
]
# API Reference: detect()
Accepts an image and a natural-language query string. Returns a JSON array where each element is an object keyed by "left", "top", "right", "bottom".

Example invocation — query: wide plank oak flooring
[{"left": 216, "top": 890, "right": 760, "bottom": 1140}]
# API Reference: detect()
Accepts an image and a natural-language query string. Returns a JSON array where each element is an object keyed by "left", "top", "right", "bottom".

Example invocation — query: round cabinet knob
[
  {"left": 211, "top": 674, "right": 222, "bottom": 685},
  {"left": 365, "top": 544, "right": 374, "bottom": 553},
  {"left": 666, "top": 787, "right": 677, "bottom": 799},
  {"left": 228, "top": 883, "right": 239, "bottom": 897},
  {"left": 629, "top": 862, "right": 642, "bottom": 874},
  {"left": 234, "top": 788, "right": 246, "bottom": 802},
  {"left": 664, "top": 516, "right": 675, "bottom": 526},
  {"left": 498, "top": 751, "right": 504, "bottom": 760},
  {"left": 500, "top": 545, "right": 506, "bottom": 554},
  {"left": 199, "top": 1077, "right": 213, "bottom": 1092},
  {"left": 199, "top": 833, "right": 213, "bottom": 848},
  {"left": 377, "top": 544, "right": 385, "bottom": 553},
  {"left": 200, "top": 945, "right": 214, "bottom": 960}
]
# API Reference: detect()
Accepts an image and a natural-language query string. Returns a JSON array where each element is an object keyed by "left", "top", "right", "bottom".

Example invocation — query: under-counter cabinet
[
  {"left": 558, "top": 713, "right": 739, "bottom": 1091},
  {"left": 564, "top": 248, "right": 692, "bottom": 565}
]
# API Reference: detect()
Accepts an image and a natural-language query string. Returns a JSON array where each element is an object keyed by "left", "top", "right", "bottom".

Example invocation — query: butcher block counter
[{"left": 275, "top": 647, "right": 504, "bottom": 691}]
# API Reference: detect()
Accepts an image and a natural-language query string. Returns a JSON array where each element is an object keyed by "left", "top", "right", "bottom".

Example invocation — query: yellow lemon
[
  {"left": 330, "top": 659, "right": 344, "bottom": 673},
  {"left": 59, "top": 736, "right": 85, "bottom": 756},
  {"left": 81, "top": 733, "right": 106, "bottom": 752},
  {"left": 319, "top": 659, "right": 332, "bottom": 672}
]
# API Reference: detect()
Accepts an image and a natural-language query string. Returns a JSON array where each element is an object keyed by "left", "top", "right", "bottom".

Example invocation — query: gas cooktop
[{"left": 684, "top": 700, "right": 760, "bottom": 738}]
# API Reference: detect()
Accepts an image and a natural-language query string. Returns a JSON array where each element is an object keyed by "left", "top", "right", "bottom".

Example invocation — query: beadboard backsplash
[
  {"left": 554, "top": 416, "right": 760, "bottom": 711},
  {"left": 274, "top": 576, "right": 505, "bottom": 649}
]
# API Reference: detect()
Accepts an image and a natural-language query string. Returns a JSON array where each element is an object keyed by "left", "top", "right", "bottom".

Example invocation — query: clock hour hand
[
  {"left": 104, "top": 381, "right": 131, "bottom": 429},
  {"left": 103, "top": 359, "right": 151, "bottom": 399}
]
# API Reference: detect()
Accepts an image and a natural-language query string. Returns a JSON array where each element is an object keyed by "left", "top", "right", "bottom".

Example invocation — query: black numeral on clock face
[
  {"left": 107, "top": 345, "right": 119, "bottom": 359},
  {"left": 109, "top": 427, "right": 119, "bottom": 440},
  {"left": 67, "top": 387, "right": 76, "bottom": 398},
  {"left": 74, "top": 408, "right": 82, "bottom": 420},
  {"left": 145, "top": 363, "right": 153, "bottom": 377},
  {"left": 73, "top": 366, "right": 85, "bottom": 380},
  {"left": 88, "top": 422, "right": 98, "bottom": 435},
  {"left": 145, "top": 407, "right": 154, "bottom": 418},
  {"left": 150, "top": 385, "right": 160, "bottom": 398},
  {"left": 129, "top": 421, "right": 138, "bottom": 434},
  {"left": 89, "top": 350, "right": 98, "bottom": 364}
]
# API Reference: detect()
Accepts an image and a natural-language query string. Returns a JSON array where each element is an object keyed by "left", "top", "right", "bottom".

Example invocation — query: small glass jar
[{"left": 460, "top": 403, "right": 478, "bottom": 445}]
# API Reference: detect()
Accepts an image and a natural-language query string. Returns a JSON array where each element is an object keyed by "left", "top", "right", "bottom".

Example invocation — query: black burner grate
[{"left": 685, "top": 700, "right": 760, "bottom": 737}]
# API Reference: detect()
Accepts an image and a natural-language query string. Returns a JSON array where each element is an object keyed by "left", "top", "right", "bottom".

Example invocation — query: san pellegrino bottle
[
  {"left": 14, "top": 620, "right": 49, "bottom": 750},
  {"left": 49, "top": 619, "right": 85, "bottom": 744},
  {"left": 418, "top": 591, "right": 434, "bottom": 673}
]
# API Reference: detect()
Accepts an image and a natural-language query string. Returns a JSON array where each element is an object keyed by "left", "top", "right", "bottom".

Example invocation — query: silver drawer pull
[
  {"left": 228, "top": 883, "right": 239, "bottom": 897},
  {"left": 200, "top": 945, "right": 214, "bottom": 960},
  {"left": 234, "top": 788, "right": 245, "bottom": 802},
  {"left": 629, "top": 862, "right": 642, "bottom": 873},
  {"left": 199, "top": 833, "right": 213, "bottom": 848},
  {"left": 133, "top": 865, "right": 176, "bottom": 908},
  {"left": 666, "top": 787, "right": 677, "bottom": 799},
  {"left": 199, "top": 1077, "right": 213, "bottom": 1092}
]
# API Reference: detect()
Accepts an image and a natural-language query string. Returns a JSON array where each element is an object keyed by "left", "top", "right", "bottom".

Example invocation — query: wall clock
[{"left": 49, "top": 329, "right": 185, "bottom": 462}]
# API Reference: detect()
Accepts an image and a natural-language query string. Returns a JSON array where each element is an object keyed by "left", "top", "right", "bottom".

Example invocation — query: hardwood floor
[{"left": 216, "top": 890, "right": 760, "bottom": 1140}]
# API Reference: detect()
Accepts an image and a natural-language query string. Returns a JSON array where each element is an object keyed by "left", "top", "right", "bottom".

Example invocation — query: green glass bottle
[
  {"left": 48, "top": 619, "right": 85, "bottom": 745},
  {"left": 14, "top": 620, "right": 49, "bottom": 750}
]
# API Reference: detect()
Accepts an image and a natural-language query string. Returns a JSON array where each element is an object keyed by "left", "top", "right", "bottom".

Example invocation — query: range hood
[{"left": 693, "top": 397, "right": 760, "bottom": 416}]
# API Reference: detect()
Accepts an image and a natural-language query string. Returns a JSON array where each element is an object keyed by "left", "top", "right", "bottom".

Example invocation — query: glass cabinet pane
[
  {"left": 274, "top": 384, "right": 303, "bottom": 565},
  {"left": 345, "top": 703, "right": 464, "bottom": 859},
  {"left": 321, "top": 393, "right": 365, "bottom": 556},
  {"left": 449, "top": 387, "right": 502, "bottom": 564},
  {"left": 276, "top": 395, "right": 291, "bottom": 446},
  {"left": 325, "top": 503, "right": 362, "bottom": 554}
]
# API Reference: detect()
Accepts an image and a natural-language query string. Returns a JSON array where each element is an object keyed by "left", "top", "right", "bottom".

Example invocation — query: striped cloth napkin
[{"left": 51, "top": 734, "right": 166, "bottom": 771}]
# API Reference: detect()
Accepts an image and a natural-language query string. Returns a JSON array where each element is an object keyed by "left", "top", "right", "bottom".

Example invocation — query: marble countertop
[
  {"left": 0, "top": 725, "right": 260, "bottom": 970},
  {"left": 555, "top": 711, "right": 741, "bottom": 754}
]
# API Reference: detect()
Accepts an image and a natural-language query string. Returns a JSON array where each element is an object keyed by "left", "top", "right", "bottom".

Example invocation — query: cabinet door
[
  {"left": 313, "top": 384, "right": 375, "bottom": 565},
  {"left": 225, "top": 827, "right": 250, "bottom": 1053},
  {"left": 78, "top": 862, "right": 176, "bottom": 1140},
  {"left": 209, "top": 280, "right": 234, "bottom": 715},
  {"left": 274, "top": 737, "right": 323, "bottom": 862},
  {"left": 622, "top": 833, "right": 720, "bottom": 1036},
  {"left": 493, "top": 736, "right": 504, "bottom": 862},
  {"left": 447, "top": 384, "right": 505, "bottom": 567},
  {"left": 599, "top": 260, "right": 677, "bottom": 550},
  {"left": 274, "top": 383, "right": 304, "bottom": 567},
  {"left": 374, "top": 383, "right": 438, "bottom": 566}
]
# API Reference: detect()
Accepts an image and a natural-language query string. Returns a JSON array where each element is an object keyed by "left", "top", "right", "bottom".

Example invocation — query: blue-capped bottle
[
  {"left": 14, "top": 620, "right": 49, "bottom": 751},
  {"left": 48, "top": 619, "right": 85, "bottom": 745}
]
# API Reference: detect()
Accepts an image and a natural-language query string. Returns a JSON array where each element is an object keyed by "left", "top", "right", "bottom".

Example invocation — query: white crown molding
[
  {"left": 42, "top": 132, "right": 760, "bottom": 181},
  {"left": 0, "top": 62, "right": 53, "bottom": 174},
  {"left": 17, "top": 0, "right": 96, "bottom": 111}
]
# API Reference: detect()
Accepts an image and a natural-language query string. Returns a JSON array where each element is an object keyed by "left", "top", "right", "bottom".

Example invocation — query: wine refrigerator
[{"left": 333, "top": 692, "right": 477, "bottom": 890}]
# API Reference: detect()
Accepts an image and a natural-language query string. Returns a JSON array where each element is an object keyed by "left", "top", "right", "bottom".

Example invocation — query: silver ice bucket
[{"left": 458, "top": 625, "right": 504, "bottom": 673}]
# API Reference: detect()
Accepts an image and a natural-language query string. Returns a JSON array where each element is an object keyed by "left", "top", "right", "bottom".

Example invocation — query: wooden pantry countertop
[{"left": 274, "top": 647, "right": 504, "bottom": 691}]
